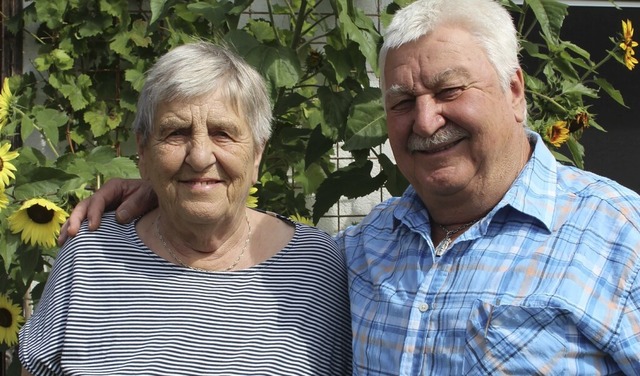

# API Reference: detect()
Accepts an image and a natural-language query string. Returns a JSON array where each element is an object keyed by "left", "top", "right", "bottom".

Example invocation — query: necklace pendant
[{"left": 435, "top": 236, "right": 452, "bottom": 257}]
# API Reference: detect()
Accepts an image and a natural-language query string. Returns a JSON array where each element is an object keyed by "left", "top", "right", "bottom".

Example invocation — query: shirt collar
[{"left": 392, "top": 130, "right": 556, "bottom": 233}]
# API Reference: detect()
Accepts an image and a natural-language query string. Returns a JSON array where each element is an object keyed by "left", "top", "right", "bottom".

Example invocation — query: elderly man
[{"left": 59, "top": 0, "right": 640, "bottom": 374}]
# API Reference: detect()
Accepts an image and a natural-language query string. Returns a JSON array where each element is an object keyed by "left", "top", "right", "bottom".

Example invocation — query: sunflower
[
  {"left": 289, "top": 213, "right": 314, "bottom": 226},
  {"left": 8, "top": 198, "right": 69, "bottom": 248},
  {"left": 619, "top": 19, "right": 638, "bottom": 70},
  {"left": 0, "top": 142, "right": 19, "bottom": 190},
  {"left": 567, "top": 111, "right": 590, "bottom": 133},
  {"left": 546, "top": 120, "right": 570, "bottom": 148},
  {"left": 0, "top": 294, "right": 24, "bottom": 347},
  {"left": 0, "top": 77, "right": 12, "bottom": 130},
  {"left": 0, "top": 189, "right": 8, "bottom": 211},
  {"left": 624, "top": 47, "right": 638, "bottom": 70},
  {"left": 245, "top": 186, "right": 258, "bottom": 208}
]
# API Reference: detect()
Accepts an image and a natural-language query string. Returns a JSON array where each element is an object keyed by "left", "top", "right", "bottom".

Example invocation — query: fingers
[
  {"left": 58, "top": 196, "right": 93, "bottom": 246},
  {"left": 57, "top": 178, "right": 131, "bottom": 246},
  {"left": 114, "top": 180, "right": 157, "bottom": 223},
  {"left": 57, "top": 178, "right": 157, "bottom": 246}
]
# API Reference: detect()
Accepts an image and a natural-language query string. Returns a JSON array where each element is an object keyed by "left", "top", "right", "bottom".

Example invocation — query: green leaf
[
  {"left": 99, "top": 157, "right": 140, "bottom": 181},
  {"left": 342, "top": 88, "right": 387, "bottom": 150},
  {"left": 34, "top": 107, "right": 69, "bottom": 147},
  {"left": 594, "top": 77, "right": 626, "bottom": 107},
  {"left": 84, "top": 102, "right": 110, "bottom": 137},
  {"left": 125, "top": 61, "right": 147, "bottom": 92},
  {"left": 305, "top": 124, "right": 335, "bottom": 169},
  {"left": 51, "top": 49, "right": 74, "bottom": 71},
  {"left": 35, "top": 0, "right": 67, "bottom": 29},
  {"left": 0, "top": 235, "right": 19, "bottom": 274},
  {"left": 49, "top": 73, "right": 95, "bottom": 111},
  {"left": 317, "top": 86, "right": 352, "bottom": 131},
  {"left": 324, "top": 44, "right": 353, "bottom": 84},
  {"left": 526, "top": 0, "right": 568, "bottom": 43},
  {"left": 294, "top": 162, "right": 327, "bottom": 194},
  {"left": 273, "top": 92, "right": 307, "bottom": 117},
  {"left": 378, "top": 153, "right": 409, "bottom": 197},
  {"left": 130, "top": 19, "right": 151, "bottom": 47},
  {"left": 550, "top": 150, "right": 575, "bottom": 165},
  {"left": 224, "top": 30, "right": 261, "bottom": 57},
  {"left": 110, "top": 31, "right": 132, "bottom": 59},
  {"left": 13, "top": 167, "right": 78, "bottom": 200},
  {"left": 248, "top": 19, "right": 276, "bottom": 43},
  {"left": 312, "top": 160, "right": 385, "bottom": 223},
  {"left": 566, "top": 136, "right": 584, "bottom": 169},
  {"left": 33, "top": 55, "right": 51, "bottom": 71},
  {"left": 245, "top": 45, "right": 302, "bottom": 93},
  {"left": 150, "top": 0, "right": 170, "bottom": 25},
  {"left": 561, "top": 82, "right": 597, "bottom": 99},
  {"left": 335, "top": 2, "right": 381, "bottom": 73},
  {"left": 100, "top": 0, "right": 129, "bottom": 18},
  {"left": 20, "top": 116, "right": 36, "bottom": 142},
  {"left": 187, "top": 1, "right": 234, "bottom": 28}
]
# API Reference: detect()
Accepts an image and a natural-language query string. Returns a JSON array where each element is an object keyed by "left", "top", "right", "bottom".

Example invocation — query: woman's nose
[{"left": 185, "top": 135, "right": 216, "bottom": 171}]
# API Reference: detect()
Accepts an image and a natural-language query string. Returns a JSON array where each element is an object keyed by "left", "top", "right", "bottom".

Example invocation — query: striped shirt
[
  {"left": 338, "top": 132, "right": 640, "bottom": 375},
  {"left": 20, "top": 212, "right": 352, "bottom": 375}
]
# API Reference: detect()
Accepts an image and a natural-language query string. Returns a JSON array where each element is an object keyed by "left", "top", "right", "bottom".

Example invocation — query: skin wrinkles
[
  {"left": 137, "top": 90, "right": 260, "bottom": 255},
  {"left": 385, "top": 67, "right": 473, "bottom": 110},
  {"left": 383, "top": 26, "right": 528, "bottom": 225}
]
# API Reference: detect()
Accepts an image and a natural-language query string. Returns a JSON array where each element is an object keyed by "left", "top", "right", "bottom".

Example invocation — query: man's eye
[
  {"left": 390, "top": 98, "right": 415, "bottom": 111},
  {"left": 437, "top": 87, "right": 463, "bottom": 100}
]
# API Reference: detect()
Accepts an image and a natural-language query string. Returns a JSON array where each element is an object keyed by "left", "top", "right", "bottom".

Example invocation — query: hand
[{"left": 58, "top": 178, "right": 157, "bottom": 246}]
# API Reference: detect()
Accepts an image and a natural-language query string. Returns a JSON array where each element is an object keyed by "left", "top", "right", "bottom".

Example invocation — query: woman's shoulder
[{"left": 58, "top": 211, "right": 141, "bottom": 258}]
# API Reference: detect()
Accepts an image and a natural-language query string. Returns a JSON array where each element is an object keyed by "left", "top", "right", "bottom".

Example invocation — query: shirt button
[{"left": 418, "top": 303, "right": 429, "bottom": 312}]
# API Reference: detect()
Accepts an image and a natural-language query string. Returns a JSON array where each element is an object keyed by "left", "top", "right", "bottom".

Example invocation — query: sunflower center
[
  {"left": 27, "top": 204, "right": 55, "bottom": 224},
  {"left": 0, "top": 308, "right": 13, "bottom": 328}
]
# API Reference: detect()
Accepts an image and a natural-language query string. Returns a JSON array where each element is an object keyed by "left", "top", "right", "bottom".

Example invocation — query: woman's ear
[
  {"left": 252, "top": 143, "right": 265, "bottom": 184},
  {"left": 136, "top": 134, "right": 147, "bottom": 180}
]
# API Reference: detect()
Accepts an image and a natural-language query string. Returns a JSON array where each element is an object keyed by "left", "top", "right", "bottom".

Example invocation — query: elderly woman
[{"left": 19, "top": 42, "right": 352, "bottom": 375}]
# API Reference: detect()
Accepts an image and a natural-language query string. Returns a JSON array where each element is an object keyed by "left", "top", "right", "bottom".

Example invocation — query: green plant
[{"left": 0, "top": 0, "right": 635, "bottom": 373}]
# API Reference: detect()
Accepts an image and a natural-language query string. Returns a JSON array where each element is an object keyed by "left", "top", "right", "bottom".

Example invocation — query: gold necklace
[
  {"left": 155, "top": 215, "right": 251, "bottom": 272},
  {"left": 434, "top": 219, "right": 479, "bottom": 257}
]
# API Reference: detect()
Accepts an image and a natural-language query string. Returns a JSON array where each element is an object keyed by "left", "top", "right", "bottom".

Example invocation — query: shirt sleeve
[
  {"left": 611, "top": 256, "right": 640, "bottom": 375},
  {"left": 19, "top": 242, "right": 76, "bottom": 376}
]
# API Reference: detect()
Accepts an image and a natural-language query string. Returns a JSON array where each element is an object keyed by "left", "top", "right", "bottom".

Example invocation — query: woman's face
[{"left": 137, "top": 90, "right": 261, "bottom": 225}]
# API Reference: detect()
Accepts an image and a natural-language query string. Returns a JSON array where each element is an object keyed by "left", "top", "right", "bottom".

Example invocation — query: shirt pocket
[{"left": 463, "top": 299, "right": 568, "bottom": 375}]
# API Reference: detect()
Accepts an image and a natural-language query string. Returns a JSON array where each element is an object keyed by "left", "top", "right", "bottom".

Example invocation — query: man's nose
[{"left": 413, "top": 95, "right": 445, "bottom": 137}]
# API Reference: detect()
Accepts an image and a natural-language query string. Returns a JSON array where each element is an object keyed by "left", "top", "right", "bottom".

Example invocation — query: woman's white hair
[
  {"left": 133, "top": 41, "right": 272, "bottom": 148},
  {"left": 379, "top": 0, "right": 520, "bottom": 93}
]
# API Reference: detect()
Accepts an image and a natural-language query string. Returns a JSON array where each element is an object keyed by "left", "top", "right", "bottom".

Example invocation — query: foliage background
[{"left": 0, "top": 0, "right": 634, "bottom": 373}]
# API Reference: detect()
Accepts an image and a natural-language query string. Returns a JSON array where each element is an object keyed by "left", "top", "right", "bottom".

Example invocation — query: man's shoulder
[{"left": 556, "top": 164, "right": 640, "bottom": 205}]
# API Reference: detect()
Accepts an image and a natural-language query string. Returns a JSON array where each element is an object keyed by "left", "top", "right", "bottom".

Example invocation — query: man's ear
[{"left": 510, "top": 68, "right": 526, "bottom": 123}]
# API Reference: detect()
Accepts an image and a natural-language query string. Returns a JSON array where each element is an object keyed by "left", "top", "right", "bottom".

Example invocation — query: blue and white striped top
[{"left": 20, "top": 212, "right": 352, "bottom": 375}]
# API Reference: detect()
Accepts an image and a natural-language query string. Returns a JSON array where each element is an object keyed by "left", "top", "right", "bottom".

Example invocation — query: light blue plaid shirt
[{"left": 337, "top": 132, "right": 640, "bottom": 375}]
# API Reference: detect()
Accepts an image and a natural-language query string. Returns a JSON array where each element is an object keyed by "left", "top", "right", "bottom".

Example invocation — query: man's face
[{"left": 383, "top": 25, "right": 526, "bottom": 209}]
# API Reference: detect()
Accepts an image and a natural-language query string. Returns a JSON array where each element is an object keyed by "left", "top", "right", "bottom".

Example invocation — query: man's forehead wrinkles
[{"left": 422, "top": 67, "right": 470, "bottom": 88}]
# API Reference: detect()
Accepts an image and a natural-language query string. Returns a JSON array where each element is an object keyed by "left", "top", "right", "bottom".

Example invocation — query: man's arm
[{"left": 58, "top": 178, "right": 157, "bottom": 245}]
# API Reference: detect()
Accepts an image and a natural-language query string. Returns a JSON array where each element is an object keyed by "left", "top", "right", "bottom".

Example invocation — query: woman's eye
[{"left": 168, "top": 129, "right": 189, "bottom": 137}]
